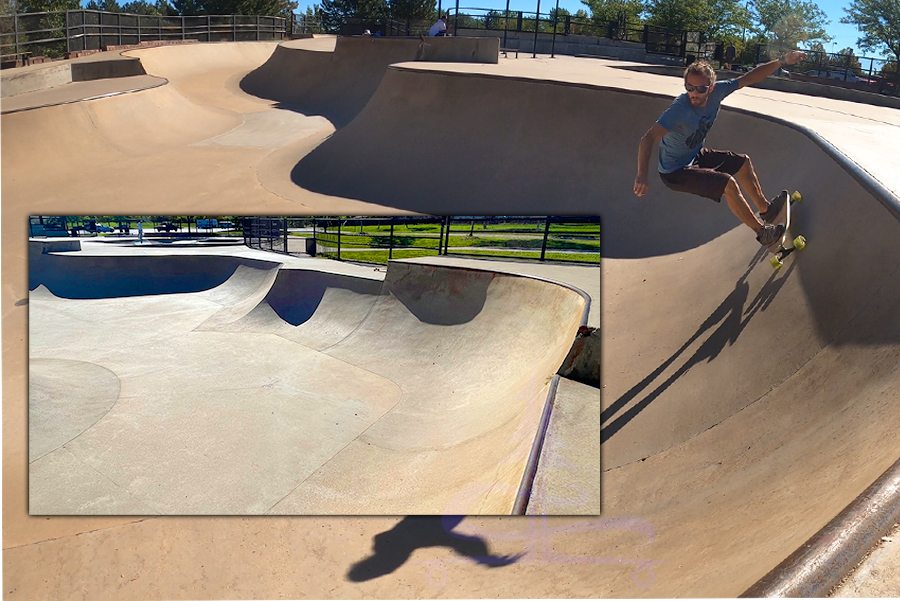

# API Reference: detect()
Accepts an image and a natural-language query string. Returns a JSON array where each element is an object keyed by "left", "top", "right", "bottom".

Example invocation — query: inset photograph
[{"left": 29, "top": 215, "right": 601, "bottom": 516}]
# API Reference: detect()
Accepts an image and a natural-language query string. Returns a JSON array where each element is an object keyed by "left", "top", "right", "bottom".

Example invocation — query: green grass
[
  {"left": 305, "top": 233, "right": 601, "bottom": 252},
  {"left": 294, "top": 221, "right": 601, "bottom": 236},
  {"left": 316, "top": 248, "right": 601, "bottom": 265}
]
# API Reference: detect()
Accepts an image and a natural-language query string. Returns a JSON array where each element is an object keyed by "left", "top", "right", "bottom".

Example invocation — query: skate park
[{"left": 4, "top": 32, "right": 900, "bottom": 598}]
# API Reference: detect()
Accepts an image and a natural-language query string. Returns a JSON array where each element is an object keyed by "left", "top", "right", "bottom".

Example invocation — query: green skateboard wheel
[
  {"left": 793, "top": 235, "right": 807, "bottom": 250},
  {"left": 791, "top": 191, "right": 802, "bottom": 203},
  {"left": 770, "top": 255, "right": 783, "bottom": 270}
]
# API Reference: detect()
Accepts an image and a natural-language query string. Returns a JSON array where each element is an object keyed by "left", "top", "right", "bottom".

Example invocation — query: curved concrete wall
[
  {"left": 28, "top": 256, "right": 587, "bottom": 514},
  {"left": 241, "top": 35, "right": 499, "bottom": 127},
  {"left": 286, "top": 61, "right": 900, "bottom": 593}
]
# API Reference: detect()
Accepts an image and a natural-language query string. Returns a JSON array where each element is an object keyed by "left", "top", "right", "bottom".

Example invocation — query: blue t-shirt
[{"left": 656, "top": 79, "right": 739, "bottom": 173}]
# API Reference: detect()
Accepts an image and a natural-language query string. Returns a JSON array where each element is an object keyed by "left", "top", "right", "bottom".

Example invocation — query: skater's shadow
[
  {"left": 602, "top": 252, "right": 795, "bottom": 442},
  {"left": 347, "top": 516, "right": 524, "bottom": 582}
]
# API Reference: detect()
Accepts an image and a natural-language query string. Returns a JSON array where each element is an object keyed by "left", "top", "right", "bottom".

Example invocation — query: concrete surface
[
  {"left": 3, "top": 35, "right": 900, "bottom": 598},
  {"left": 28, "top": 240, "right": 587, "bottom": 515}
]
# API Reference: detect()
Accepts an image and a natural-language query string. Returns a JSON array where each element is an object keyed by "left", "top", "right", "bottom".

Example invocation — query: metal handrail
[{"left": 0, "top": 10, "right": 287, "bottom": 58}]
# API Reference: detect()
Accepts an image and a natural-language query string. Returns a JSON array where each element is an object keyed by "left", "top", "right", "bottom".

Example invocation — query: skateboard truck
[{"left": 769, "top": 191, "right": 807, "bottom": 270}]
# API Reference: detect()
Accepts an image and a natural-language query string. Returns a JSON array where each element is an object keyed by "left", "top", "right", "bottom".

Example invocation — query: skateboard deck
[{"left": 766, "top": 191, "right": 806, "bottom": 269}]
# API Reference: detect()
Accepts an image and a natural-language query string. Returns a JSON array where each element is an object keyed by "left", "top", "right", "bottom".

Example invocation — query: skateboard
[{"left": 766, "top": 191, "right": 806, "bottom": 270}]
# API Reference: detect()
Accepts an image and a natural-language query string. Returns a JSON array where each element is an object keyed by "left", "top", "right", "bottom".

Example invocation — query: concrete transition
[
  {"left": 4, "top": 34, "right": 900, "bottom": 598},
  {"left": 28, "top": 245, "right": 588, "bottom": 515}
]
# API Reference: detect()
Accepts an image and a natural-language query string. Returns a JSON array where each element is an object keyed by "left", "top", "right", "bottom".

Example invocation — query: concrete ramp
[
  {"left": 28, "top": 254, "right": 588, "bottom": 515},
  {"left": 6, "top": 42, "right": 900, "bottom": 597},
  {"left": 242, "top": 35, "right": 500, "bottom": 127}
]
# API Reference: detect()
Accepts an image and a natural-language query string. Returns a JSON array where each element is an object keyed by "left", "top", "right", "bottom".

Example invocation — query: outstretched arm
[
  {"left": 737, "top": 49, "right": 807, "bottom": 88},
  {"left": 634, "top": 123, "right": 668, "bottom": 197}
]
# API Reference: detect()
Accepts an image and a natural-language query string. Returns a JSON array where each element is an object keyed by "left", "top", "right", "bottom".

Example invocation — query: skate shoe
[
  {"left": 756, "top": 223, "right": 786, "bottom": 247},
  {"left": 760, "top": 190, "right": 789, "bottom": 224}
]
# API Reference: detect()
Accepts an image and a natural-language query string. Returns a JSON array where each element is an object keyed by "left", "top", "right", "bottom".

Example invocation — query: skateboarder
[{"left": 633, "top": 50, "right": 807, "bottom": 247}]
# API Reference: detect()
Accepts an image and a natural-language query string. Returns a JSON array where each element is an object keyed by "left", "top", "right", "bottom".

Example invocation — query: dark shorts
[{"left": 659, "top": 148, "right": 748, "bottom": 202}]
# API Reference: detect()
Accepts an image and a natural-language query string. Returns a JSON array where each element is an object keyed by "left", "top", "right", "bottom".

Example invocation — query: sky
[{"left": 298, "top": 0, "right": 879, "bottom": 59}]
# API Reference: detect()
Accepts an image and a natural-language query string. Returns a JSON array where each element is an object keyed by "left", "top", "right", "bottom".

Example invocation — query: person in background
[
  {"left": 429, "top": 15, "right": 448, "bottom": 36},
  {"left": 724, "top": 42, "right": 736, "bottom": 70}
]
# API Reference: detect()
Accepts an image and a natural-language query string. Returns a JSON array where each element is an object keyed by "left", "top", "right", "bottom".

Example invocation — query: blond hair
[{"left": 684, "top": 60, "right": 716, "bottom": 85}]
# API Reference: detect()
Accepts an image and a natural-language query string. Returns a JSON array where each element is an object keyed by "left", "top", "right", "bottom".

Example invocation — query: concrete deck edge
[
  {"left": 742, "top": 455, "right": 900, "bottom": 597},
  {"left": 1, "top": 76, "right": 168, "bottom": 115}
]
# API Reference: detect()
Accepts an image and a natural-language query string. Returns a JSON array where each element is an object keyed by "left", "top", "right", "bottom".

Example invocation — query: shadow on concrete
[
  {"left": 388, "top": 265, "right": 493, "bottom": 326},
  {"left": 601, "top": 253, "right": 794, "bottom": 443},
  {"left": 28, "top": 254, "right": 254, "bottom": 299},
  {"left": 346, "top": 516, "right": 524, "bottom": 582},
  {"left": 264, "top": 269, "right": 384, "bottom": 326}
]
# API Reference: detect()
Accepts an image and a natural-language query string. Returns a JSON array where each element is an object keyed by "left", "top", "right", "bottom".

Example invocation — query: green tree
[
  {"left": 580, "top": 0, "right": 644, "bottom": 30},
  {"left": 14, "top": 0, "right": 79, "bottom": 11},
  {"left": 644, "top": 0, "right": 708, "bottom": 31},
  {"left": 708, "top": 0, "right": 753, "bottom": 41},
  {"left": 752, "top": 0, "right": 831, "bottom": 52},
  {"left": 387, "top": 0, "right": 435, "bottom": 21},
  {"left": 319, "top": 0, "right": 387, "bottom": 29},
  {"left": 841, "top": 0, "right": 900, "bottom": 72},
  {"left": 295, "top": 4, "right": 325, "bottom": 32},
  {"left": 85, "top": 0, "right": 123, "bottom": 10}
]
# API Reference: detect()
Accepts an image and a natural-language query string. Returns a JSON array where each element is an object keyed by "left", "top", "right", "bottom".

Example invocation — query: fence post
[
  {"left": 502, "top": 0, "right": 510, "bottom": 49},
  {"left": 337, "top": 219, "right": 342, "bottom": 260},
  {"left": 540, "top": 217, "right": 551, "bottom": 261},
  {"left": 14, "top": 12, "right": 20, "bottom": 56},
  {"left": 532, "top": 0, "right": 541, "bottom": 58},
  {"left": 550, "top": 0, "right": 558, "bottom": 58},
  {"left": 444, "top": 216, "right": 452, "bottom": 254},
  {"left": 283, "top": 218, "right": 288, "bottom": 253},
  {"left": 389, "top": 218, "right": 395, "bottom": 260}
]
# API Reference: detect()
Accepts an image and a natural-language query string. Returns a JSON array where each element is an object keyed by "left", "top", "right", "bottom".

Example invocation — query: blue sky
[{"left": 299, "top": 0, "right": 879, "bottom": 58}]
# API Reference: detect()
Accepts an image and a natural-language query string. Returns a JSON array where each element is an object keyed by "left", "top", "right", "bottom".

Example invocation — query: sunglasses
[{"left": 685, "top": 83, "right": 711, "bottom": 93}]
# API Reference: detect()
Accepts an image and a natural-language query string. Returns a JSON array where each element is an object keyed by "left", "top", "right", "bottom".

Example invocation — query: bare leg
[
  {"left": 735, "top": 158, "right": 769, "bottom": 212},
  {"left": 723, "top": 177, "right": 764, "bottom": 232}
]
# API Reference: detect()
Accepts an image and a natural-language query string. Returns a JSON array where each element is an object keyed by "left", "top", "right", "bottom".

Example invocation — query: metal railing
[
  {"left": 449, "top": 6, "right": 700, "bottom": 58},
  {"left": 243, "top": 216, "right": 602, "bottom": 265},
  {"left": 1, "top": 10, "right": 287, "bottom": 60}
]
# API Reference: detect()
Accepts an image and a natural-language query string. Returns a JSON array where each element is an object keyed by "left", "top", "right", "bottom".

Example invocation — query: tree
[
  {"left": 580, "top": 0, "right": 643, "bottom": 30},
  {"left": 708, "top": 0, "right": 753, "bottom": 41},
  {"left": 387, "top": 0, "right": 435, "bottom": 22},
  {"left": 752, "top": 0, "right": 831, "bottom": 52},
  {"left": 319, "top": 0, "right": 387, "bottom": 29},
  {"left": 841, "top": 0, "right": 900, "bottom": 72},
  {"left": 644, "top": 0, "right": 709, "bottom": 31},
  {"left": 85, "top": 0, "right": 123, "bottom": 11},
  {"left": 14, "top": 0, "right": 79, "bottom": 11}
]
